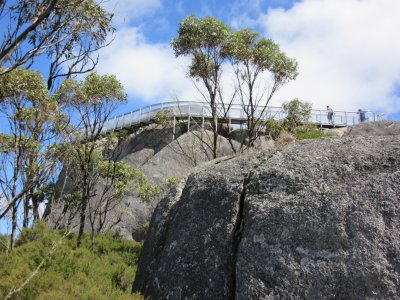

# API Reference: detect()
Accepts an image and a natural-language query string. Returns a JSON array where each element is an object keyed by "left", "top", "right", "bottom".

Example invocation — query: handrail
[{"left": 101, "top": 101, "right": 381, "bottom": 134}]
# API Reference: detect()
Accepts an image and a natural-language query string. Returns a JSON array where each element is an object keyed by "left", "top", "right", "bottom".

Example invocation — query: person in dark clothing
[
  {"left": 358, "top": 109, "right": 366, "bottom": 122},
  {"left": 327, "top": 106, "right": 334, "bottom": 123}
]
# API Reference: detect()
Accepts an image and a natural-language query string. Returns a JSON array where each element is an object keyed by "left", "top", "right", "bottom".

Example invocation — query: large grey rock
[
  {"left": 47, "top": 127, "right": 239, "bottom": 240},
  {"left": 134, "top": 129, "right": 400, "bottom": 299},
  {"left": 345, "top": 120, "right": 400, "bottom": 137}
]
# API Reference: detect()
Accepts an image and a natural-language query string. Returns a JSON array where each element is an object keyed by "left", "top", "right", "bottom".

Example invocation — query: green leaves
[
  {"left": 0, "top": 68, "right": 48, "bottom": 103},
  {"left": 224, "top": 28, "right": 298, "bottom": 83},
  {"left": 0, "top": 0, "right": 114, "bottom": 88},
  {"left": 283, "top": 98, "right": 312, "bottom": 131},
  {"left": 56, "top": 72, "right": 127, "bottom": 105},
  {"left": 171, "top": 14, "right": 231, "bottom": 57}
]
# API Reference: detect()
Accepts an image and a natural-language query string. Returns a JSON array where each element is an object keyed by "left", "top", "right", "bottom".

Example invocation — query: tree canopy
[{"left": 0, "top": 0, "right": 114, "bottom": 90}]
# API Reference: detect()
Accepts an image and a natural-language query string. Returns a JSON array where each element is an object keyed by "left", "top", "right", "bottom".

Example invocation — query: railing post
[
  {"left": 187, "top": 104, "right": 191, "bottom": 132},
  {"left": 345, "top": 112, "right": 347, "bottom": 125},
  {"left": 148, "top": 105, "right": 152, "bottom": 121},
  {"left": 320, "top": 110, "right": 322, "bottom": 129}
]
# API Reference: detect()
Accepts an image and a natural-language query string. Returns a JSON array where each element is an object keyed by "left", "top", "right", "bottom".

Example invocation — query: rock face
[
  {"left": 47, "top": 126, "right": 238, "bottom": 240},
  {"left": 133, "top": 126, "right": 400, "bottom": 299}
]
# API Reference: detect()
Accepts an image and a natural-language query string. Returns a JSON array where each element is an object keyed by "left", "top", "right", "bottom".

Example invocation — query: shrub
[
  {"left": 277, "top": 132, "right": 296, "bottom": 144},
  {"left": 282, "top": 98, "right": 312, "bottom": 132},
  {"left": 293, "top": 124, "right": 326, "bottom": 140},
  {"left": 154, "top": 109, "right": 171, "bottom": 127},
  {"left": 264, "top": 118, "right": 285, "bottom": 140},
  {"left": 166, "top": 175, "right": 180, "bottom": 188},
  {"left": 0, "top": 222, "right": 143, "bottom": 299}
]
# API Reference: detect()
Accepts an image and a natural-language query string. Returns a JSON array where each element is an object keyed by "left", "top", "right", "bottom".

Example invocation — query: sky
[{"left": 94, "top": 0, "right": 400, "bottom": 120}]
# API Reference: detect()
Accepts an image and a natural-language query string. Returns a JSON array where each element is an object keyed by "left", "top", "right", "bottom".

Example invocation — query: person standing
[
  {"left": 358, "top": 109, "right": 366, "bottom": 122},
  {"left": 327, "top": 106, "right": 334, "bottom": 123}
]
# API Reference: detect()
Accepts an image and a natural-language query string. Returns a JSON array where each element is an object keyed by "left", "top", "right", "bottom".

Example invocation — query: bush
[
  {"left": 154, "top": 109, "right": 171, "bottom": 127},
  {"left": 277, "top": 132, "right": 296, "bottom": 144},
  {"left": 264, "top": 118, "right": 285, "bottom": 140},
  {"left": 282, "top": 98, "right": 312, "bottom": 132},
  {"left": 166, "top": 175, "right": 180, "bottom": 188},
  {"left": 0, "top": 222, "right": 143, "bottom": 299},
  {"left": 293, "top": 124, "right": 326, "bottom": 140}
]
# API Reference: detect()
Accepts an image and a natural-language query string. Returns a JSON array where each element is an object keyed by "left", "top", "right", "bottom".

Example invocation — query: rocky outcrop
[
  {"left": 133, "top": 125, "right": 400, "bottom": 299},
  {"left": 47, "top": 126, "right": 239, "bottom": 240}
]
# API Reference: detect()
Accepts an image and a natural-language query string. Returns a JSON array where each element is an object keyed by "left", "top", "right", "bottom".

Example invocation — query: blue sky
[{"left": 92, "top": 0, "right": 400, "bottom": 120}]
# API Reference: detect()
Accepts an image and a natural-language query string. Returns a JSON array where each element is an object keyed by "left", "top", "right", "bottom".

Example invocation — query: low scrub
[
  {"left": 0, "top": 221, "right": 143, "bottom": 300},
  {"left": 293, "top": 124, "right": 326, "bottom": 140}
]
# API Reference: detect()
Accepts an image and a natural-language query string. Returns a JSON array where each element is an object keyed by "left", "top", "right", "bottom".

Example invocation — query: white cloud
[
  {"left": 103, "top": 0, "right": 162, "bottom": 26},
  {"left": 96, "top": 27, "right": 197, "bottom": 103},
  {"left": 258, "top": 0, "right": 400, "bottom": 115}
]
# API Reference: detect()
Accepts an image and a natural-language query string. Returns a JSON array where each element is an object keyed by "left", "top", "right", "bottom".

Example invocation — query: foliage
[
  {"left": 172, "top": 16, "right": 298, "bottom": 152},
  {"left": 166, "top": 176, "right": 180, "bottom": 189},
  {"left": 282, "top": 98, "right": 312, "bottom": 132},
  {"left": 264, "top": 118, "right": 285, "bottom": 140},
  {"left": 276, "top": 132, "right": 296, "bottom": 145},
  {"left": 293, "top": 124, "right": 326, "bottom": 140},
  {"left": 0, "top": 68, "right": 67, "bottom": 245},
  {"left": 154, "top": 109, "right": 172, "bottom": 127},
  {"left": 137, "top": 182, "right": 162, "bottom": 202},
  {"left": 264, "top": 100, "right": 325, "bottom": 141},
  {"left": 0, "top": 221, "right": 143, "bottom": 299},
  {"left": 0, "top": 0, "right": 114, "bottom": 89},
  {"left": 172, "top": 14, "right": 232, "bottom": 159},
  {"left": 224, "top": 28, "right": 298, "bottom": 84},
  {"left": 55, "top": 72, "right": 127, "bottom": 247}
]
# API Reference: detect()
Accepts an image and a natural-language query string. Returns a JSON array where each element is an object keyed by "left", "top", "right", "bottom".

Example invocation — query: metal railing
[{"left": 101, "top": 101, "right": 380, "bottom": 134}]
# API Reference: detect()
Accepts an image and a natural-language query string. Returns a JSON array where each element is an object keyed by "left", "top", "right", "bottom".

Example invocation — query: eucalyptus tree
[
  {"left": 224, "top": 28, "right": 298, "bottom": 148},
  {"left": 0, "top": 0, "right": 114, "bottom": 90},
  {"left": 172, "top": 15, "right": 232, "bottom": 159},
  {"left": 0, "top": 68, "right": 67, "bottom": 248},
  {"left": 56, "top": 72, "right": 128, "bottom": 247}
]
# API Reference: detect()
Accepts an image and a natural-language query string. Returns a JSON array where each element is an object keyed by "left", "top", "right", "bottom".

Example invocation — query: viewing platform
[{"left": 101, "top": 101, "right": 381, "bottom": 135}]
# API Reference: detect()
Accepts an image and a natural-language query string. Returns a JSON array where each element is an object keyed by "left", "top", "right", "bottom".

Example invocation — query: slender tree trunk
[
  {"left": 76, "top": 197, "right": 88, "bottom": 247},
  {"left": 32, "top": 195, "right": 40, "bottom": 221},
  {"left": 213, "top": 114, "right": 218, "bottom": 159},
  {"left": 23, "top": 193, "right": 30, "bottom": 228},
  {"left": 10, "top": 202, "right": 17, "bottom": 250}
]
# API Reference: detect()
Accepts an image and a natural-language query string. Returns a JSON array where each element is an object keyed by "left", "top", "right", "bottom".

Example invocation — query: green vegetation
[
  {"left": 0, "top": 0, "right": 114, "bottom": 90},
  {"left": 0, "top": 221, "right": 143, "bottom": 300},
  {"left": 293, "top": 124, "right": 326, "bottom": 140},
  {"left": 265, "top": 99, "right": 326, "bottom": 141},
  {"left": 166, "top": 175, "right": 180, "bottom": 188},
  {"left": 282, "top": 98, "right": 312, "bottom": 132},
  {"left": 154, "top": 109, "right": 172, "bottom": 127},
  {"left": 172, "top": 14, "right": 298, "bottom": 154}
]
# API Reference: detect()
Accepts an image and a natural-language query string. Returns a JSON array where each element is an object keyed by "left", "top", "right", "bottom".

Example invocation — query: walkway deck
[{"left": 101, "top": 101, "right": 379, "bottom": 135}]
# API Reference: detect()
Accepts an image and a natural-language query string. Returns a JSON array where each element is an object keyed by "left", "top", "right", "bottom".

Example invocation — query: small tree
[
  {"left": 224, "top": 28, "right": 298, "bottom": 148},
  {"left": 172, "top": 15, "right": 232, "bottom": 159},
  {"left": 0, "top": 68, "right": 66, "bottom": 248},
  {"left": 56, "top": 72, "right": 127, "bottom": 247},
  {"left": 282, "top": 98, "right": 312, "bottom": 132}
]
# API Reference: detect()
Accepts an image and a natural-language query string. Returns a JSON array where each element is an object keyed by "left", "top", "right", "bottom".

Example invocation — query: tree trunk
[
  {"left": 10, "top": 202, "right": 18, "bottom": 250},
  {"left": 76, "top": 197, "right": 88, "bottom": 247},
  {"left": 23, "top": 194, "right": 30, "bottom": 228},
  {"left": 32, "top": 194, "right": 40, "bottom": 222}
]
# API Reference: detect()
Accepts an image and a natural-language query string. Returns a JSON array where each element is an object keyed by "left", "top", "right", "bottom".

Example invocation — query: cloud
[
  {"left": 258, "top": 0, "right": 400, "bottom": 115},
  {"left": 96, "top": 27, "right": 197, "bottom": 103},
  {"left": 103, "top": 0, "right": 162, "bottom": 26}
]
